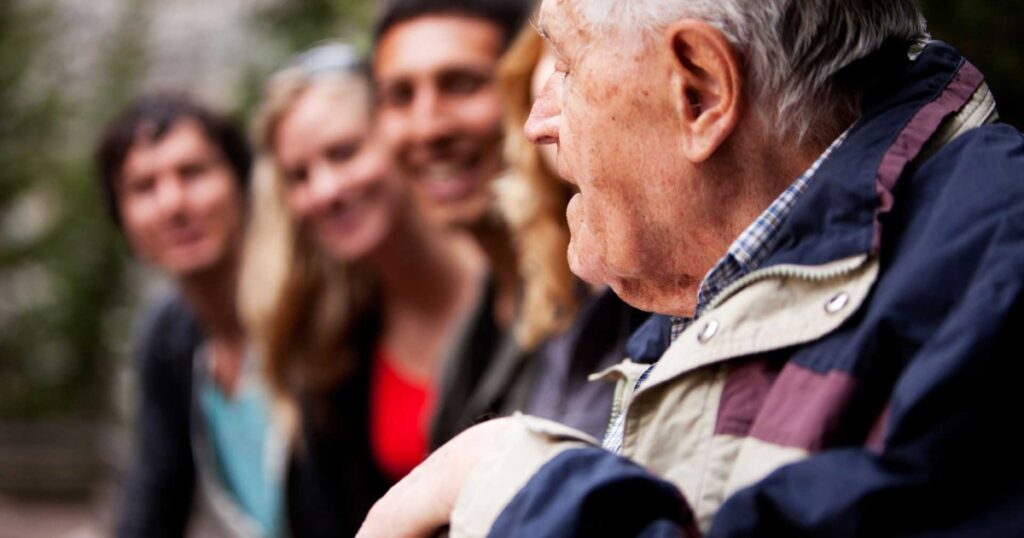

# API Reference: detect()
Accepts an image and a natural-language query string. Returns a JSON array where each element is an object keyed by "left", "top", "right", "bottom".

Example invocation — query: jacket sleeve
[
  {"left": 450, "top": 212, "right": 1024, "bottom": 538},
  {"left": 116, "top": 300, "right": 198, "bottom": 538},
  {"left": 449, "top": 415, "right": 698, "bottom": 538}
]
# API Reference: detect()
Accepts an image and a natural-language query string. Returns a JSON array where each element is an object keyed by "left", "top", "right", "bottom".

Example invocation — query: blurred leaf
[{"left": 0, "top": 0, "right": 135, "bottom": 418}]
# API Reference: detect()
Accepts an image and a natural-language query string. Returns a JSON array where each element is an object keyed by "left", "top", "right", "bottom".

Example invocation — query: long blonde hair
[
  {"left": 495, "top": 26, "right": 580, "bottom": 351},
  {"left": 238, "top": 51, "right": 377, "bottom": 427}
]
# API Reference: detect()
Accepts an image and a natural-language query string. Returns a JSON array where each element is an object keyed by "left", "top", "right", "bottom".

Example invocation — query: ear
[{"left": 665, "top": 20, "right": 742, "bottom": 163}]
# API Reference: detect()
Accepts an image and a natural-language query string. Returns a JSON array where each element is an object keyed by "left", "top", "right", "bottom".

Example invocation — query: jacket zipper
[
  {"left": 603, "top": 376, "right": 628, "bottom": 444},
  {"left": 704, "top": 254, "right": 870, "bottom": 312}
]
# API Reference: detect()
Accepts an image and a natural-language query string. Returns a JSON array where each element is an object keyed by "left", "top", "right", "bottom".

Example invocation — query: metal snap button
[
  {"left": 825, "top": 292, "right": 850, "bottom": 314},
  {"left": 697, "top": 320, "right": 719, "bottom": 343}
]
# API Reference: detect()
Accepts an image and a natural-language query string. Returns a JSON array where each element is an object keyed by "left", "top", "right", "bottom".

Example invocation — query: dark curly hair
[{"left": 94, "top": 93, "right": 251, "bottom": 229}]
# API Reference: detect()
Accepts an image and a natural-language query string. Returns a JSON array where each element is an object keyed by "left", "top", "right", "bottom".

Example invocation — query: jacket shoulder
[
  {"left": 134, "top": 291, "right": 204, "bottom": 377},
  {"left": 905, "top": 123, "right": 1024, "bottom": 237},
  {"left": 925, "top": 123, "right": 1024, "bottom": 191}
]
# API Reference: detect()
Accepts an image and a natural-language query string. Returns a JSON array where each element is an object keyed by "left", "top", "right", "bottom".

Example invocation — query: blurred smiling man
[
  {"left": 372, "top": 0, "right": 533, "bottom": 447},
  {"left": 373, "top": 0, "right": 526, "bottom": 229}
]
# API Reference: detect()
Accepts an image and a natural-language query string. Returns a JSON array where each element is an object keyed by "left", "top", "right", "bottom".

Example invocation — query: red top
[{"left": 370, "top": 346, "right": 435, "bottom": 480}]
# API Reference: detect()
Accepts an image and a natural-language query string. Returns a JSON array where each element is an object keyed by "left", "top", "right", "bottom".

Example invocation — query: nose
[
  {"left": 409, "top": 85, "right": 456, "bottom": 145},
  {"left": 525, "top": 75, "right": 560, "bottom": 146},
  {"left": 306, "top": 161, "right": 347, "bottom": 212},
  {"left": 154, "top": 176, "right": 186, "bottom": 218}
]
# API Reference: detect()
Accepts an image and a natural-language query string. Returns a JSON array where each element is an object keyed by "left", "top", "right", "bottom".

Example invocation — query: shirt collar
[{"left": 669, "top": 128, "right": 852, "bottom": 340}]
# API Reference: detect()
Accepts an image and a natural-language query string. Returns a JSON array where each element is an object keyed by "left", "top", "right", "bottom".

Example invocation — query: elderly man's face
[{"left": 527, "top": 0, "right": 702, "bottom": 310}]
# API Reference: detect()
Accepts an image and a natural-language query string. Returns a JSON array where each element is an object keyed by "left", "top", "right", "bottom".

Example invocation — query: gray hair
[{"left": 578, "top": 0, "right": 928, "bottom": 142}]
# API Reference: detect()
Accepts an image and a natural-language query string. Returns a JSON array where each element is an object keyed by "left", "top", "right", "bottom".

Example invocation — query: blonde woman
[
  {"left": 495, "top": 26, "right": 652, "bottom": 439},
  {"left": 239, "top": 42, "right": 482, "bottom": 537}
]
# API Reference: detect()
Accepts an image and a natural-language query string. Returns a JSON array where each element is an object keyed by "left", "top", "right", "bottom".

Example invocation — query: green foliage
[
  {"left": 238, "top": 0, "right": 374, "bottom": 118},
  {"left": 0, "top": 0, "right": 138, "bottom": 418},
  {"left": 0, "top": 2, "right": 54, "bottom": 203},
  {"left": 258, "top": 0, "right": 373, "bottom": 53}
]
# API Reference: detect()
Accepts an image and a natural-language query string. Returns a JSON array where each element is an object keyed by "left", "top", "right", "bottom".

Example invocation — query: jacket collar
[{"left": 763, "top": 41, "right": 984, "bottom": 268}]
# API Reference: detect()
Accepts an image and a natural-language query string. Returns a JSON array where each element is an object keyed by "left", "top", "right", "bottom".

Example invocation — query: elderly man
[{"left": 360, "top": 0, "right": 1024, "bottom": 536}]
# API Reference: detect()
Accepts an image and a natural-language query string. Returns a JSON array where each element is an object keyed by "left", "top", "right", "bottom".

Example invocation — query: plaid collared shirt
[{"left": 603, "top": 129, "right": 850, "bottom": 453}]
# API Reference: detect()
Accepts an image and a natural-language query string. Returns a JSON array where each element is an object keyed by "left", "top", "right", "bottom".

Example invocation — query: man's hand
[{"left": 357, "top": 417, "right": 514, "bottom": 538}]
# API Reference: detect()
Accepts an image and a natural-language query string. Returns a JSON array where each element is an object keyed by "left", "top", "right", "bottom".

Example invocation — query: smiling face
[
  {"left": 525, "top": 0, "right": 714, "bottom": 311},
  {"left": 274, "top": 81, "right": 404, "bottom": 263},
  {"left": 374, "top": 15, "right": 506, "bottom": 229},
  {"left": 118, "top": 120, "right": 244, "bottom": 278}
]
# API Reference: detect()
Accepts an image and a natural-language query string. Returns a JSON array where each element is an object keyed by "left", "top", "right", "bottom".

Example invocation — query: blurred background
[{"left": 0, "top": 0, "right": 1020, "bottom": 536}]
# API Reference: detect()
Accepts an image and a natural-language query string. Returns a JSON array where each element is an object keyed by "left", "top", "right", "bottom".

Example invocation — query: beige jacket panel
[
  {"left": 640, "top": 254, "right": 877, "bottom": 393},
  {"left": 623, "top": 255, "right": 879, "bottom": 529}
]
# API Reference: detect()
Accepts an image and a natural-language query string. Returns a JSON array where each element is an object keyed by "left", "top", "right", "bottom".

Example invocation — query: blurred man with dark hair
[
  {"left": 372, "top": 0, "right": 534, "bottom": 446},
  {"left": 97, "top": 94, "right": 282, "bottom": 538}
]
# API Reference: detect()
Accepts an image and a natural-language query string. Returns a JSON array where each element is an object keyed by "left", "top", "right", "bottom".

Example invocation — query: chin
[
  {"left": 168, "top": 254, "right": 225, "bottom": 279},
  {"left": 605, "top": 278, "right": 652, "bottom": 312},
  {"left": 429, "top": 196, "right": 492, "bottom": 230},
  {"left": 567, "top": 259, "right": 603, "bottom": 285},
  {"left": 326, "top": 228, "right": 389, "bottom": 263},
  {"left": 612, "top": 273, "right": 699, "bottom": 317},
  {"left": 566, "top": 241, "right": 608, "bottom": 286},
  {"left": 325, "top": 241, "right": 370, "bottom": 263}
]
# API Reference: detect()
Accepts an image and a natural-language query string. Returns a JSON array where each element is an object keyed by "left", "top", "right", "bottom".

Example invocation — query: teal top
[{"left": 199, "top": 355, "right": 284, "bottom": 538}]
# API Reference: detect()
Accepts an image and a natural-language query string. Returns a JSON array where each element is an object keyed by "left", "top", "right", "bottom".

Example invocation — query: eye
[
  {"left": 284, "top": 165, "right": 308, "bottom": 185},
  {"left": 325, "top": 141, "right": 359, "bottom": 164},
  {"left": 439, "top": 70, "right": 489, "bottom": 96},
  {"left": 125, "top": 175, "right": 156, "bottom": 195},
  {"left": 178, "top": 160, "right": 210, "bottom": 181},
  {"left": 382, "top": 81, "right": 413, "bottom": 108}
]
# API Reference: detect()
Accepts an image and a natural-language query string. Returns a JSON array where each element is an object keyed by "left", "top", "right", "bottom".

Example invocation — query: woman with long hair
[
  {"left": 238, "top": 42, "right": 482, "bottom": 537},
  {"left": 495, "top": 26, "right": 651, "bottom": 439}
]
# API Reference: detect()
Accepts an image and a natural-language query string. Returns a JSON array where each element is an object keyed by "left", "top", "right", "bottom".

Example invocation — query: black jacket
[{"left": 116, "top": 293, "right": 391, "bottom": 537}]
